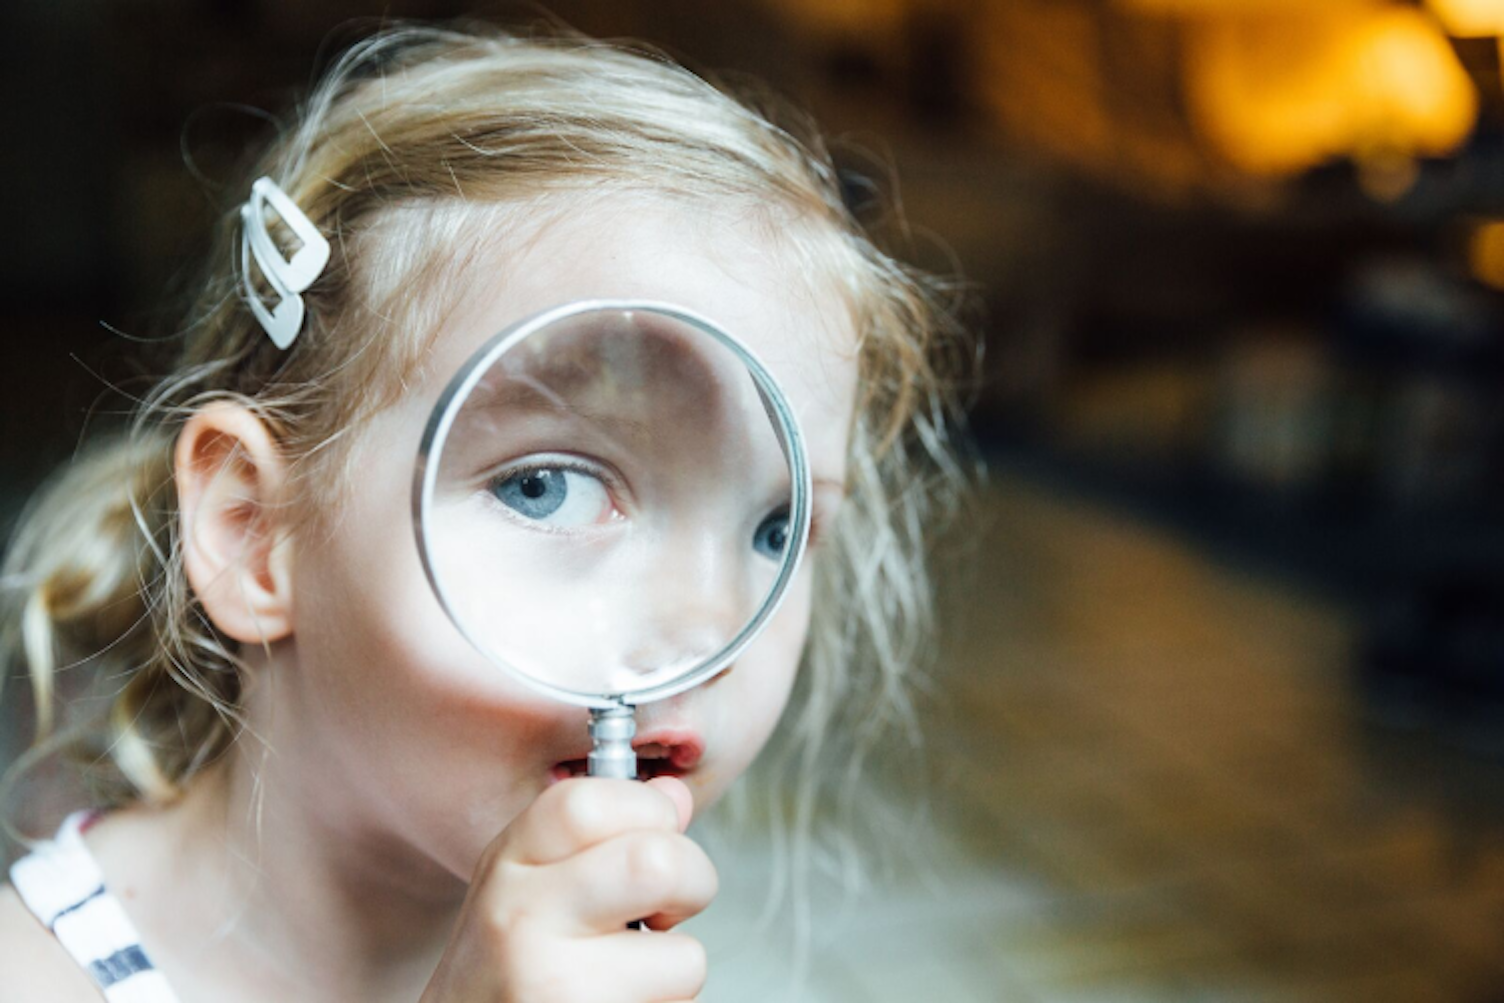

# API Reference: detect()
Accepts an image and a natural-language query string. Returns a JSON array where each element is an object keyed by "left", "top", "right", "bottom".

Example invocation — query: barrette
[{"left": 240, "top": 177, "right": 330, "bottom": 350}]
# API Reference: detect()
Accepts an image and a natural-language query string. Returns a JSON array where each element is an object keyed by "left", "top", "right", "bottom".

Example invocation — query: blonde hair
[{"left": 1, "top": 24, "right": 972, "bottom": 885}]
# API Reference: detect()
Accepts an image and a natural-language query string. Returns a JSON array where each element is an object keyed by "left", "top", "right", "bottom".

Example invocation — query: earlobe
[{"left": 176, "top": 402, "right": 295, "bottom": 645}]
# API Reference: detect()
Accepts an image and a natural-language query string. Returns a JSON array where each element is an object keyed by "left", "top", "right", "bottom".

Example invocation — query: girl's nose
[{"left": 618, "top": 528, "right": 757, "bottom": 674}]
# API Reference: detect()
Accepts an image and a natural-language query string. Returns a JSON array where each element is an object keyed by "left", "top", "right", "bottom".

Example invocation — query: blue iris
[
  {"left": 491, "top": 468, "right": 568, "bottom": 520},
  {"left": 753, "top": 507, "right": 790, "bottom": 559}
]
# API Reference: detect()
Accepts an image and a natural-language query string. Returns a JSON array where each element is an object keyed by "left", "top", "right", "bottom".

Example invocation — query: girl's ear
[{"left": 176, "top": 402, "right": 295, "bottom": 645}]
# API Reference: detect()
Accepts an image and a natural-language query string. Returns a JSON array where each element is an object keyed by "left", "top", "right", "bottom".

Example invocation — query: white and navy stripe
[{"left": 9, "top": 811, "right": 180, "bottom": 1003}]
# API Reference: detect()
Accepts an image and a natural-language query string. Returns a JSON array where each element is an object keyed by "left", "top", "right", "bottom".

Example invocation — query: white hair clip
[{"left": 239, "top": 177, "right": 330, "bottom": 349}]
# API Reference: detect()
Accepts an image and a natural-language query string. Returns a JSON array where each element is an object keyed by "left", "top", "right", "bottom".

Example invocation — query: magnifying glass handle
[{"left": 587, "top": 706, "right": 648, "bottom": 930}]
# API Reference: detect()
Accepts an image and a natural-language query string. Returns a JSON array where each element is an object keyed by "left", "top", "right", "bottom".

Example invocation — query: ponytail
[{"left": 0, "top": 432, "right": 227, "bottom": 818}]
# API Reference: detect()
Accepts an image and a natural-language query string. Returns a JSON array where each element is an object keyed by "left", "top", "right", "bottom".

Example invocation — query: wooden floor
[{"left": 691, "top": 475, "right": 1504, "bottom": 1002}]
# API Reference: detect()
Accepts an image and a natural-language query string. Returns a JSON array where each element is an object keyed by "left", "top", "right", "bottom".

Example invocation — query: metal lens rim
[{"left": 412, "top": 299, "right": 814, "bottom": 710}]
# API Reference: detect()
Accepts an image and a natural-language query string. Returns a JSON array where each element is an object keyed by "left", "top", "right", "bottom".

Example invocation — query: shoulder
[{"left": 0, "top": 882, "right": 100, "bottom": 1002}]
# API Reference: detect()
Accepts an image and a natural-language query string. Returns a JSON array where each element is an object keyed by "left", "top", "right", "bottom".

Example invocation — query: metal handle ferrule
[{"left": 587, "top": 705, "right": 637, "bottom": 779}]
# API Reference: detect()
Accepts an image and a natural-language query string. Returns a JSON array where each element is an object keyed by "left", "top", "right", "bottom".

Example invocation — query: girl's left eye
[
  {"left": 752, "top": 506, "right": 790, "bottom": 560},
  {"left": 488, "top": 467, "right": 614, "bottom": 527}
]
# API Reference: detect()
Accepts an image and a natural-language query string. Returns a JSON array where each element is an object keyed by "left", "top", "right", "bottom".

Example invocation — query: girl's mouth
[{"left": 549, "top": 729, "right": 705, "bottom": 783}]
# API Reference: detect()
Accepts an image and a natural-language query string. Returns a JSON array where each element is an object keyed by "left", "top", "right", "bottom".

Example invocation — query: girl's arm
[{"left": 0, "top": 885, "right": 103, "bottom": 1002}]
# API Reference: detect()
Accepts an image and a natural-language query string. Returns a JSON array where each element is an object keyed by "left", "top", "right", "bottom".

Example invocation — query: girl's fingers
[
  {"left": 645, "top": 776, "right": 693, "bottom": 832},
  {"left": 578, "top": 930, "right": 709, "bottom": 1003},
  {"left": 534, "top": 828, "right": 719, "bottom": 935},
  {"left": 502, "top": 778, "right": 689, "bottom": 866}
]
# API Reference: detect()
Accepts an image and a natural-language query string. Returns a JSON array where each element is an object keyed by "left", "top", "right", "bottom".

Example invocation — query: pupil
[{"left": 491, "top": 467, "right": 570, "bottom": 521}]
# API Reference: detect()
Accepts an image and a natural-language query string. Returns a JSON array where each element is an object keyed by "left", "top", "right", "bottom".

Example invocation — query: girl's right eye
[{"left": 488, "top": 467, "right": 616, "bottom": 528}]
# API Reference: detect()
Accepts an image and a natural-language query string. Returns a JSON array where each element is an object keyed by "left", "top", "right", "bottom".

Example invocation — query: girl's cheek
[
  {"left": 741, "top": 581, "right": 814, "bottom": 729},
  {"left": 778, "top": 564, "right": 817, "bottom": 652}
]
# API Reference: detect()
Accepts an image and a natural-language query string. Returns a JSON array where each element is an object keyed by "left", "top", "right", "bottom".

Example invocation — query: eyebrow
[
  {"left": 460, "top": 378, "right": 652, "bottom": 441},
  {"left": 507, "top": 313, "right": 732, "bottom": 398},
  {"left": 448, "top": 316, "right": 829, "bottom": 482},
  {"left": 459, "top": 328, "right": 737, "bottom": 441},
  {"left": 450, "top": 378, "right": 819, "bottom": 490}
]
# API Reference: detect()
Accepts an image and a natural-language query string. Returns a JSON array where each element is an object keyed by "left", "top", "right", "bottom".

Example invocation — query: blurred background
[{"left": 3, "top": 0, "right": 1504, "bottom": 1000}]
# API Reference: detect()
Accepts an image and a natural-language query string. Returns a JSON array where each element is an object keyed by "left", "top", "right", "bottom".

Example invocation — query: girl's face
[
  {"left": 275, "top": 200, "right": 858, "bottom": 883},
  {"left": 423, "top": 305, "right": 812, "bottom": 700}
]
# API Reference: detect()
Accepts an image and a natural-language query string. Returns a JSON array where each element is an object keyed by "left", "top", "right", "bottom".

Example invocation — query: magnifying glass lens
[{"left": 419, "top": 305, "right": 803, "bottom": 705}]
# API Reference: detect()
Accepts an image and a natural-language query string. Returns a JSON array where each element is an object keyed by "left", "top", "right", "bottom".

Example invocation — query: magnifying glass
[{"left": 414, "top": 300, "right": 812, "bottom": 779}]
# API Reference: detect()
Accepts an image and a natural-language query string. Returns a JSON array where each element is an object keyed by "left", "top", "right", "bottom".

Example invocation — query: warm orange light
[
  {"left": 1357, "top": 9, "right": 1478, "bottom": 150},
  {"left": 1468, "top": 220, "right": 1504, "bottom": 290},
  {"left": 1185, "top": 7, "right": 1477, "bottom": 179},
  {"left": 1120, "top": 0, "right": 1373, "bottom": 14},
  {"left": 1427, "top": 0, "right": 1504, "bottom": 37}
]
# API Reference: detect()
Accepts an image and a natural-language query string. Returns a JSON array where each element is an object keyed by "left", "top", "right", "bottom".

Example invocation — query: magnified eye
[
  {"left": 489, "top": 467, "right": 614, "bottom": 527},
  {"left": 752, "top": 506, "right": 790, "bottom": 559}
]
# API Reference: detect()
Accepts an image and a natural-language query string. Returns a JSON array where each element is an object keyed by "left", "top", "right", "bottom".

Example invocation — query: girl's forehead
[{"left": 420, "top": 198, "right": 859, "bottom": 465}]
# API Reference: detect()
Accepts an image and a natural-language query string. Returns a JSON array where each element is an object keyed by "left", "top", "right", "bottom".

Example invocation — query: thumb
[{"left": 645, "top": 776, "right": 694, "bottom": 832}]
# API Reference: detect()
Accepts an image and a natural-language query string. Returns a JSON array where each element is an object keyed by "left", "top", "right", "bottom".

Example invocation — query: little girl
[{"left": 0, "top": 24, "right": 968, "bottom": 1002}]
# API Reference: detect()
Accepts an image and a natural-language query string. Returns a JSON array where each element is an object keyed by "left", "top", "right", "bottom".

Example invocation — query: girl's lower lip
[{"left": 546, "top": 760, "right": 694, "bottom": 784}]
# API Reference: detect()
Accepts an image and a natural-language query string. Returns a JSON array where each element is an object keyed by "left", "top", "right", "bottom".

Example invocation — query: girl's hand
[{"left": 419, "top": 776, "right": 715, "bottom": 1003}]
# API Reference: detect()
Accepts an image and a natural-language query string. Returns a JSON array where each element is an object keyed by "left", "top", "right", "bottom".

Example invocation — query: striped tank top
[{"left": 8, "top": 811, "right": 181, "bottom": 1002}]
